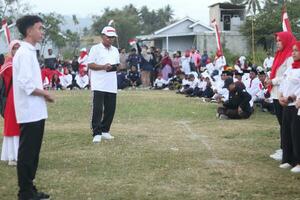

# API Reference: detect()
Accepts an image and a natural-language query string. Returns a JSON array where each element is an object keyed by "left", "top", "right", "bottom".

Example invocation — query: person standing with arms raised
[
  {"left": 13, "top": 15, "right": 54, "bottom": 200},
  {"left": 88, "top": 26, "right": 120, "bottom": 143}
]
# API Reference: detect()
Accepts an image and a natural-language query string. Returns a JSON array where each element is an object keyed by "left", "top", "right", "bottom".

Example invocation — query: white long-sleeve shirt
[
  {"left": 154, "top": 78, "right": 166, "bottom": 87},
  {"left": 263, "top": 56, "right": 274, "bottom": 70},
  {"left": 270, "top": 57, "right": 293, "bottom": 99},
  {"left": 13, "top": 41, "right": 48, "bottom": 123},
  {"left": 214, "top": 56, "right": 226, "bottom": 71},
  {"left": 280, "top": 67, "right": 300, "bottom": 106}
]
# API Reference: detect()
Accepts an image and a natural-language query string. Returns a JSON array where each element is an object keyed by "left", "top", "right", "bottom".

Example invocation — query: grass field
[{"left": 0, "top": 90, "right": 300, "bottom": 200}]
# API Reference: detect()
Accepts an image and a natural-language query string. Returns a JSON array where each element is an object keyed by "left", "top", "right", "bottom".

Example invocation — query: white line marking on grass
[
  {"left": 176, "top": 121, "right": 232, "bottom": 167},
  {"left": 177, "top": 121, "right": 218, "bottom": 159}
]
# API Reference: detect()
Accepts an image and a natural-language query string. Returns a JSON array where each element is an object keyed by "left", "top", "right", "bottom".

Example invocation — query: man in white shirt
[
  {"left": 263, "top": 52, "right": 274, "bottom": 71},
  {"left": 88, "top": 26, "right": 120, "bottom": 143},
  {"left": 245, "top": 68, "right": 261, "bottom": 107},
  {"left": 13, "top": 15, "right": 54, "bottom": 200}
]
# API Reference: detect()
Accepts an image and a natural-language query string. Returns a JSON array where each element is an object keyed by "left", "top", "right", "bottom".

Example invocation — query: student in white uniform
[
  {"left": 88, "top": 26, "right": 120, "bottom": 143},
  {"left": 279, "top": 41, "right": 300, "bottom": 173},
  {"left": 263, "top": 52, "right": 274, "bottom": 71},
  {"left": 268, "top": 32, "right": 295, "bottom": 161},
  {"left": 13, "top": 15, "right": 54, "bottom": 200},
  {"left": 60, "top": 68, "right": 73, "bottom": 89},
  {"left": 245, "top": 68, "right": 260, "bottom": 107}
]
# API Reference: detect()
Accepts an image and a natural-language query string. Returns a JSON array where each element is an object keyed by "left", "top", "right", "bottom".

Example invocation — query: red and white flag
[
  {"left": 128, "top": 38, "right": 137, "bottom": 46},
  {"left": 2, "top": 19, "right": 11, "bottom": 45},
  {"left": 282, "top": 5, "right": 292, "bottom": 33},
  {"left": 212, "top": 19, "right": 222, "bottom": 54}
]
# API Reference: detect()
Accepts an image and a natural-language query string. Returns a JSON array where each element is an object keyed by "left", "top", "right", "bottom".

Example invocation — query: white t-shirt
[
  {"left": 60, "top": 74, "right": 73, "bottom": 88},
  {"left": 13, "top": 41, "right": 48, "bottom": 123},
  {"left": 88, "top": 43, "right": 120, "bottom": 93},
  {"left": 75, "top": 74, "right": 89, "bottom": 89},
  {"left": 263, "top": 57, "right": 274, "bottom": 69},
  {"left": 181, "top": 56, "right": 191, "bottom": 75}
]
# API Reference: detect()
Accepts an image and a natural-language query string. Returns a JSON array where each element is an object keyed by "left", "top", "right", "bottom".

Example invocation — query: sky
[{"left": 25, "top": 0, "right": 222, "bottom": 25}]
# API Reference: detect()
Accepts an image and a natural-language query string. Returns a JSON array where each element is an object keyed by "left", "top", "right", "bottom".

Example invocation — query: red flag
[
  {"left": 212, "top": 19, "right": 222, "bottom": 54},
  {"left": 282, "top": 5, "right": 292, "bottom": 33},
  {"left": 2, "top": 19, "right": 11, "bottom": 45}
]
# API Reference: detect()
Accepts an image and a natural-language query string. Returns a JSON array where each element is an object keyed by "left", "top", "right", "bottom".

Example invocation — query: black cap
[
  {"left": 221, "top": 70, "right": 233, "bottom": 77},
  {"left": 234, "top": 70, "right": 243, "bottom": 76},
  {"left": 223, "top": 78, "right": 234, "bottom": 89},
  {"left": 258, "top": 70, "right": 266, "bottom": 75},
  {"left": 250, "top": 68, "right": 258, "bottom": 75}
]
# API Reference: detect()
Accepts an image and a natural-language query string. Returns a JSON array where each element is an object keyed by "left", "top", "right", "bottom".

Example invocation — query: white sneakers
[
  {"left": 291, "top": 165, "right": 300, "bottom": 173},
  {"left": 279, "top": 163, "right": 292, "bottom": 169},
  {"left": 92, "top": 133, "right": 114, "bottom": 143},
  {"left": 279, "top": 163, "right": 300, "bottom": 173},
  {"left": 92, "top": 135, "right": 102, "bottom": 143},
  {"left": 102, "top": 132, "right": 114, "bottom": 140},
  {"left": 270, "top": 149, "right": 282, "bottom": 161}
]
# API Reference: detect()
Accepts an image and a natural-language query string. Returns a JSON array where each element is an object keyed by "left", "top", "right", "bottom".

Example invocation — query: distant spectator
[
  {"left": 71, "top": 56, "right": 79, "bottom": 72},
  {"left": 119, "top": 48, "right": 128, "bottom": 71},
  {"left": 74, "top": 70, "right": 89, "bottom": 89},
  {"left": 127, "top": 48, "right": 141, "bottom": 70},
  {"left": 127, "top": 66, "right": 141, "bottom": 87},
  {"left": 263, "top": 52, "right": 274, "bottom": 71},
  {"left": 161, "top": 51, "right": 173, "bottom": 81},
  {"left": 201, "top": 50, "right": 209, "bottom": 67},
  {"left": 44, "top": 48, "right": 57, "bottom": 69},
  {"left": 154, "top": 74, "right": 167, "bottom": 89},
  {"left": 78, "top": 48, "right": 88, "bottom": 72},
  {"left": 51, "top": 73, "right": 63, "bottom": 90},
  {"left": 181, "top": 50, "right": 191, "bottom": 75}
]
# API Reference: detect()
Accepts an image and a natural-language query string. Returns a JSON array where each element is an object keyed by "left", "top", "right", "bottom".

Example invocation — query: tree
[
  {"left": 240, "top": 0, "right": 300, "bottom": 52},
  {"left": 92, "top": 4, "right": 140, "bottom": 49},
  {"left": 40, "top": 13, "right": 66, "bottom": 54},
  {"left": 0, "top": 0, "right": 30, "bottom": 22}
]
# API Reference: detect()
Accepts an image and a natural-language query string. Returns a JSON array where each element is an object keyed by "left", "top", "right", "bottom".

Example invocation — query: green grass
[{"left": 0, "top": 90, "right": 300, "bottom": 200}]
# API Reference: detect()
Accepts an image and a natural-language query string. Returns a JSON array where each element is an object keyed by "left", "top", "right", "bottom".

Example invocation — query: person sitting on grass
[
  {"left": 60, "top": 68, "right": 73, "bottom": 90},
  {"left": 217, "top": 77, "right": 252, "bottom": 119},
  {"left": 51, "top": 73, "right": 63, "bottom": 90},
  {"left": 177, "top": 73, "right": 191, "bottom": 94},
  {"left": 127, "top": 65, "right": 141, "bottom": 88},
  {"left": 74, "top": 70, "right": 89, "bottom": 90},
  {"left": 184, "top": 74, "right": 199, "bottom": 96},
  {"left": 153, "top": 74, "right": 167, "bottom": 89}
]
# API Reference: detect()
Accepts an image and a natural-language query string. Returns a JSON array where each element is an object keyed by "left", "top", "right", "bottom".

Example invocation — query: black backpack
[{"left": 0, "top": 75, "right": 12, "bottom": 118}]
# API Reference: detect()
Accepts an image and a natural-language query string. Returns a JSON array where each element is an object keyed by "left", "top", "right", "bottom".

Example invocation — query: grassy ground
[{"left": 0, "top": 90, "right": 300, "bottom": 200}]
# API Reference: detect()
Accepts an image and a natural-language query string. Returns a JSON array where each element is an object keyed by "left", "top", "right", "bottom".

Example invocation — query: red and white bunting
[
  {"left": 212, "top": 19, "right": 222, "bottom": 54},
  {"left": 2, "top": 19, "right": 11, "bottom": 45},
  {"left": 282, "top": 5, "right": 292, "bottom": 33}
]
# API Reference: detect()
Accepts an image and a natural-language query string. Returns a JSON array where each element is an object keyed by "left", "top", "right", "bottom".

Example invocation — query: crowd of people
[{"left": 1, "top": 14, "right": 300, "bottom": 200}]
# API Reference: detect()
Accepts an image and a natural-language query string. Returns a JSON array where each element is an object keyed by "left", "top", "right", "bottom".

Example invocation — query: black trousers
[
  {"left": 17, "top": 119, "right": 45, "bottom": 199},
  {"left": 91, "top": 91, "right": 116, "bottom": 136},
  {"left": 217, "top": 107, "right": 251, "bottom": 119},
  {"left": 273, "top": 99, "right": 283, "bottom": 149},
  {"left": 282, "top": 106, "right": 300, "bottom": 165}
]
